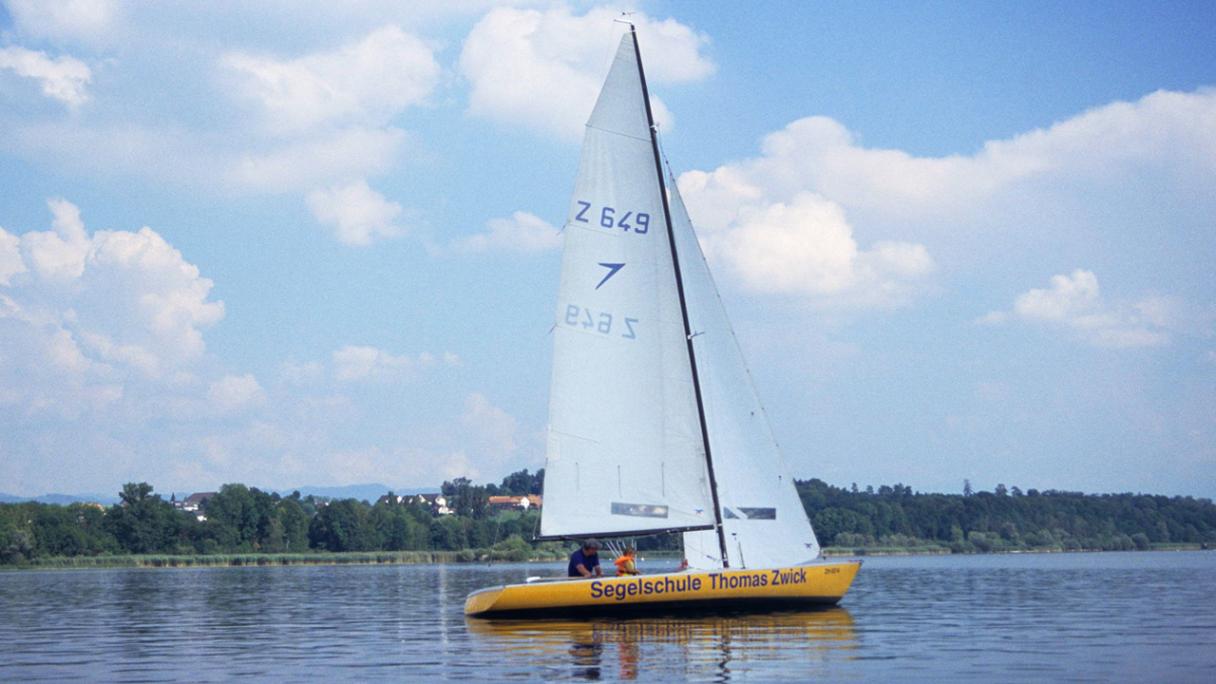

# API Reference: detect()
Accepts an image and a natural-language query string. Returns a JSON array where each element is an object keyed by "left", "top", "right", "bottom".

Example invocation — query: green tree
[
  {"left": 105, "top": 483, "right": 188, "bottom": 553},
  {"left": 275, "top": 498, "right": 310, "bottom": 551},
  {"left": 309, "top": 499, "right": 377, "bottom": 551},
  {"left": 442, "top": 477, "right": 489, "bottom": 519},
  {"left": 203, "top": 484, "right": 276, "bottom": 551}
]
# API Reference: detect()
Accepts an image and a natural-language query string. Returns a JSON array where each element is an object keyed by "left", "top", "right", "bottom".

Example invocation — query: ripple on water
[{"left": 1, "top": 552, "right": 1214, "bottom": 681}]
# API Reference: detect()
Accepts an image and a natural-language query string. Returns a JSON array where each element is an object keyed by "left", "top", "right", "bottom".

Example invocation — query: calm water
[{"left": 2, "top": 551, "right": 1214, "bottom": 681}]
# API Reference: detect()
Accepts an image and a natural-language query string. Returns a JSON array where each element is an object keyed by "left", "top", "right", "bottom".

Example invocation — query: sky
[{"left": 1, "top": 1, "right": 1214, "bottom": 499}]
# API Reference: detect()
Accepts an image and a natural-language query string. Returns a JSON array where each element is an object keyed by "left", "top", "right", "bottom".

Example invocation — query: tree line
[
  {"left": 799, "top": 479, "right": 1216, "bottom": 552},
  {"left": 2, "top": 471, "right": 1213, "bottom": 564},
  {"left": 0, "top": 472, "right": 548, "bottom": 565}
]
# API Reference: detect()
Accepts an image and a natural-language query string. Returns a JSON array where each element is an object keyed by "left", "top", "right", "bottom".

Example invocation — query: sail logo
[
  {"left": 596, "top": 262, "right": 625, "bottom": 289},
  {"left": 564, "top": 304, "right": 638, "bottom": 340},
  {"left": 573, "top": 200, "right": 651, "bottom": 235}
]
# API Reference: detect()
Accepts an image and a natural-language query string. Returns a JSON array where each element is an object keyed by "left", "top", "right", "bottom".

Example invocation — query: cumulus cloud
[
  {"left": 454, "top": 211, "right": 560, "bottom": 253},
  {"left": 222, "top": 25, "right": 440, "bottom": 133},
  {"left": 0, "top": 46, "right": 92, "bottom": 107},
  {"left": 306, "top": 179, "right": 405, "bottom": 246},
  {"left": 0, "top": 199, "right": 224, "bottom": 417},
  {"left": 290, "top": 445, "right": 481, "bottom": 488},
  {"left": 459, "top": 6, "right": 713, "bottom": 139},
  {"left": 4, "top": 0, "right": 120, "bottom": 43},
  {"left": 280, "top": 359, "right": 325, "bottom": 385},
  {"left": 0, "top": 228, "right": 25, "bottom": 285},
  {"left": 678, "top": 184, "right": 934, "bottom": 308},
  {"left": 208, "top": 374, "right": 266, "bottom": 413},
  {"left": 231, "top": 127, "right": 408, "bottom": 193},
  {"left": 979, "top": 269, "right": 1175, "bottom": 348},
  {"left": 331, "top": 345, "right": 457, "bottom": 382},
  {"left": 4, "top": 24, "right": 432, "bottom": 215},
  {"left": 682, "top": 89, "right": 1216, "bottom": 227},
  {"left": 675, "top": 88, "right": 1216, "bottom": 309},
  {"left": 463, "top": 391, "right": 518, "bottom": 452}
]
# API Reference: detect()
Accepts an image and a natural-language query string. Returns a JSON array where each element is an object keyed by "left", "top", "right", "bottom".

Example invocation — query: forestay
[
  {"left": 540, "top": 33, "right": 715, "bottom": 539},
  {"left": 669, "top": 180, "right": 822, "bottom": 569}
]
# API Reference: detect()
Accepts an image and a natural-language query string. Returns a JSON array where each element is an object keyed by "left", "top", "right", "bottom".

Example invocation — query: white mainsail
[
  {"left": 541, "top": 28, "right": 823, "bottom": 566},
  {"left": 539, "top": 32, "right": 715, "bottom": 539},
  {"left": 669, "top": 179, "right": 822, "bottom": 569}
]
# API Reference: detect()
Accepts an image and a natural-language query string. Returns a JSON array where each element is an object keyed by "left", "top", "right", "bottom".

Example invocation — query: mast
[{"left": 629, "top": 27, "right": 730, "bottom": 568}]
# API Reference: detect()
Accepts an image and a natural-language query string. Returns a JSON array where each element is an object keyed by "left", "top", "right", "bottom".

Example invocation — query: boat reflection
[{"left": 466, "top": 608, "right": 856, "bottom": 681}]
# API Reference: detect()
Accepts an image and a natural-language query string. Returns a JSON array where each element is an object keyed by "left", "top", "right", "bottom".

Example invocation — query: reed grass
[{"left": 19, "top": 547, "right": 567, "bottom": 570}]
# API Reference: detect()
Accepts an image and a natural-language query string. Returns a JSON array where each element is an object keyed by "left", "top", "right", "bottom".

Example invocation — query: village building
[
  {"left": 375, "top": 493, "right": 453, "bottom": 516},
  {"left": 487, "top": 495, "right": 543, "bottom": 512},
  {"left": 174, "top": 492, "right": 217, "bottom": 521}
]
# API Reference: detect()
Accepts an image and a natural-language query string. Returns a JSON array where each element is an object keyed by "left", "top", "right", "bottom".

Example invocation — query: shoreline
[
  {"left": 821, "top": 542, "right": 1207, "bottom": 557},
  {"left": 3, "top": 544, "right": 1207, "bottom": 571}
]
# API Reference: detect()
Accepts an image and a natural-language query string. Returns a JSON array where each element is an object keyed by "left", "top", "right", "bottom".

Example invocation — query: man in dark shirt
[{"left": 567, "top": 539, "right": 603, "bottom": 578}]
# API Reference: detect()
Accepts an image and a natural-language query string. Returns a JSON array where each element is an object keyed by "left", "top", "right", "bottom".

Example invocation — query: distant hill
[
  {"left": 2, "top": 484, "right": 440, "bottom": 506},
  {"left": 0, "top": 492, "right": 119, "bottom": 505},
  {"left": 278, "top": 483, "right": 440, "bottom": 502}
]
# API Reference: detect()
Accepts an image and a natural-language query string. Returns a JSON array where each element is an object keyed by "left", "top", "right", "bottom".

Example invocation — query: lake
[{"left": 2, "top": 551, "right": 1213, "bottom": 681}]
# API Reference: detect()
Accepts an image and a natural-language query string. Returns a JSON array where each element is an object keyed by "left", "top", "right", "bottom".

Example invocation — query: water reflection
[
  {"left": 3, "top": 554, "right": 1214, "bottom": 681},
  {"left": 467, "top": 608, "right": 856, "bottom": 681}
]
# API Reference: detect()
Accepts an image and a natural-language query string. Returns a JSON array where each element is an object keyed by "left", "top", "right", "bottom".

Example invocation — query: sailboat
[{"left": 464, "top": 26, "right": 860, "bottom": 618}]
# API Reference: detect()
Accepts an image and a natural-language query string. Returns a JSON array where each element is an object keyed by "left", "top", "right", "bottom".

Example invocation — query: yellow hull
[{"left": 464, "top": 560, "right": 861, "bottom": 617}]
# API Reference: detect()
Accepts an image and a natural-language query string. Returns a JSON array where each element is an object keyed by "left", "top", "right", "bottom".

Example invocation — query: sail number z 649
[
  {"left": 564, "top": 304, "right": 637, "bottom": 340},
  {"left": 574, "top": 201, "right": 650, "bottom": 234}
]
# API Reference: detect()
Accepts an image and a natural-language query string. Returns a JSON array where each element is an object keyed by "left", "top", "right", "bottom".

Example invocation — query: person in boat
[
  {"left": 613, "top": 546, "right": 640, "bottom": 576},
  {"left": 567, "top": 539, "right": 603, "bottom": 578}
]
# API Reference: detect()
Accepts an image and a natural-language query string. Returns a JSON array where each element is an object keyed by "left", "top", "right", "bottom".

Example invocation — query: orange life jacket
[{"left": 614, "top": 554, "right": 638, "bottom": 575}]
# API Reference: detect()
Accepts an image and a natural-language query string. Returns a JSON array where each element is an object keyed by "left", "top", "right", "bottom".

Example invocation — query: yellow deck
[{"left": 464, "top": 560, "right": 861, "bottom": 617}]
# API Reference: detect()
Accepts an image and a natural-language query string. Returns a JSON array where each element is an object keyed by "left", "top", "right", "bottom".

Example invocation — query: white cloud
[
  {"left": 230, "top": 127, "right": 407, "bottom": 194},
  {"left": 8, "top": 119, "right": 409, "bottom": 196},
  {"left": 0, "top": 227, "right": 29, "bottom": 285},
  {"left": 0, "top": 198, "right": 224, "bottom": 417},
  {"left": 461, "top": 391, "right": 520, "bottom": 460},
  {"left": 298, "top": 445, "right": 480, "bottom": 488},
  {"left": 306, "top": 179, "right": 404, "bottom": 246},
  {"left": 208, "top": 374, "right": 266, "bottom": 413},
  {"left": 4, "top": 25, "right": 431, "bottom": 198},
  {"left": 221, "top": 25, "right": 440, "bottom": 133},
  {"left": 980, "top": 269, "right": 1174, "bottom": 349},
  {"left": 5, "top": 0, "right": 120, "bottom": 43},
  {"left": 280, "top": 359, "right": 325, "bottom": 385},
  {"left": 680, "top": 187, "right": 934, "bottom": 308},
  {"left": 459, "top": 6, "right": 713, "bottom": 139},
  {"left": 682, "top": 89, "right": 1216, "bottom": 228},
  {"left": 0, "top": 46, "right": 92, "bottom": 107},
  {"left": 675, "top": 88, "right": 1216, "bottom": 309},
  {"left": 455, "top": 211, "right": 560, "bottom": 253},
  {"left": 331, "top": 345, "right": 457, "bottom": 382}
]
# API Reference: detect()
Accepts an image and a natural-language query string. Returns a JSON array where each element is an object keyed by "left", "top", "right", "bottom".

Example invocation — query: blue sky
[{"left": 1, "top": 1, "right": 1213, "bottom": 498}]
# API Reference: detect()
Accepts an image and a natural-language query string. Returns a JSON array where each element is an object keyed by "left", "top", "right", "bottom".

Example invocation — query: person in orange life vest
[{"left": 614, "top": 546, "right": 640, "bottom": 576}]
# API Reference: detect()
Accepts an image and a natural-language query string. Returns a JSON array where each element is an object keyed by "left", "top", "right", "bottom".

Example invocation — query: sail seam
[
  {"left": 534, "top": 523, "right": 715, "bottom": 542},
  {"left": 583, "top": 123, "right": 652, "bottom": 143}
]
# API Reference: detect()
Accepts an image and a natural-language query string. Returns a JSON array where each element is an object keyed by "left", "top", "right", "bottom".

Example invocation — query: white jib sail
[
  {"left": 669, "top": 179, "right": 822, "bottom": 569},
  {"left": 540, "top": 33, "right": 715, "bottom": 539}
]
